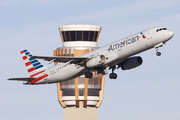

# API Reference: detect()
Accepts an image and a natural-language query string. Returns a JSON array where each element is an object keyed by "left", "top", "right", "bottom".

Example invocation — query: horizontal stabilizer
[{"left": 8, "top": 77, "right": 35, "bottom": 82}]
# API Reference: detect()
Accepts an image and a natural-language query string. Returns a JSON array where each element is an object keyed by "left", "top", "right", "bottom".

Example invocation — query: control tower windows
[
  {"left": 88, "top": 89, "right": 100, "bottom": 96},
  {"left": 62, "top": 89, "right": 75, "bottom": 96},
  {"left": 61, "top": 30, "right": 99, "bottom": 42},
  {"left": 77, "top": 31, "right": 82, "bottom": 41},
  {"left": 79, "top": 89, "right": 84, "bottom": 96},
  {"left": 70, "top": 31, "right": 76, "bottom": 41},
  {"left": 65, "top": 31, "right": 71, "bottom": 41},
  {"left": 83, "top": 31, "right": 89, "bottom": 41},
  {"left": 61, "top": 31, "right": 66, "bottom": 41},
  {"left": 89, "top": 31, "right": 95, "bottom": 41},
  {"left": 94, "top": 31, "right": 98, "bottom": 42}
]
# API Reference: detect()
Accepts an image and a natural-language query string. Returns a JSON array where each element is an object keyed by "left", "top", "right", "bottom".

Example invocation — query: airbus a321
[{"left": 8, "top": 27, "right": 174, "bottom": 85}]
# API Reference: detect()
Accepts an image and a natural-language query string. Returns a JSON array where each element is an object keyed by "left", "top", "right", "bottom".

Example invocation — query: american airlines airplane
[{"left": 8, "top": 27, "right": 174, "bottom": 85}]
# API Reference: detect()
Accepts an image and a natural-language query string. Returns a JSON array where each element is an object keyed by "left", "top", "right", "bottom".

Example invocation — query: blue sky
[{"left": 1, "top": 0, "right": 180, "bottom": 120}]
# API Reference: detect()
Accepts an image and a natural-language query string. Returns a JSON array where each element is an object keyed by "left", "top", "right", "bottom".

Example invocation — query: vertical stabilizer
[{"left": 20, "top": 49, "right": 47, "bottom": 78}]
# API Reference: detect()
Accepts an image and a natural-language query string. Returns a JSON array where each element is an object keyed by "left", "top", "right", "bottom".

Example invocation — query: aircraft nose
[{"left": 168, "top": 30, "right": 174, "bottom": 39}]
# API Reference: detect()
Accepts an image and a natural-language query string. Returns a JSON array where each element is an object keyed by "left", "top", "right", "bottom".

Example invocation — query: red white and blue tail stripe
[{"left": 20, "top": 49, "right": 47, "bottom": 78}]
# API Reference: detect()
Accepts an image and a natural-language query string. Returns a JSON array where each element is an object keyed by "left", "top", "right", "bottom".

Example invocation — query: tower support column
[{"left": 63, "top": 101, "right": 98, "bottom": 120}]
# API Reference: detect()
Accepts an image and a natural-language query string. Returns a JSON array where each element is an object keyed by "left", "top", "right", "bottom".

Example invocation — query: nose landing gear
[
  {"left": 155, "top": 47, "right": 161, "bottom": 56},
  {"left": 154, "top": 42, "right": 164, "bottom": 56}
]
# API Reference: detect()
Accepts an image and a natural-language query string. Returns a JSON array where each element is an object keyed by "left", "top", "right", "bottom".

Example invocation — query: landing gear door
[{"left": 146, "top": 29, "right": 152, "bottom": 39}]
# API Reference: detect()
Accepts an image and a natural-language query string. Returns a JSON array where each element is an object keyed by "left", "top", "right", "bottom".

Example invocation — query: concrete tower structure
[{"left": 53, "top": 24, "right": 105, "bottom": 120}]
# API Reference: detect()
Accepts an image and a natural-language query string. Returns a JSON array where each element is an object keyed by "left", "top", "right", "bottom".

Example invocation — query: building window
[
  {"left": 61, "top": 31, "right": 66, "bottom": 41},
  {"left": 83, "top": 31, "right": 89, "bottom": 41},
  {"left": 94, "top": 31, "right": 98, "bottom": 41},
  {"left": 62, "top": 89, "right": 75, "bottom": 96},
  {"left": 89, "top": 31, "right": 94, "bottom": 41},
  {"left": 70, "top": 31, "right": 76, "bottom": 41},
  {"left": 88, "top": 89, "right": 100, "bottom": 96},
  {"left": 77, "top": 31, "right": 82, "bottom": 41},
  {"left": 79, "top": 89, "right": 84, "bottom": 96},
  {"left": 65, "top": 31, "right": 71, "bottom": 41},
  {"left": 61, "top": 30, "right": 99, "bottom": 42}
]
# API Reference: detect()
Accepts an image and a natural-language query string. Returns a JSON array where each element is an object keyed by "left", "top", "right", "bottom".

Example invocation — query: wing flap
[{"left": 8, "top": 77, "right": 35, "bottom": 82}]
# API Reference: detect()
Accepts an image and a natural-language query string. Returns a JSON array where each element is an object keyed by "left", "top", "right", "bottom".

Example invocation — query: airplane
[{"left": 8, "top": 26, "right": 174, "bottom": 85}]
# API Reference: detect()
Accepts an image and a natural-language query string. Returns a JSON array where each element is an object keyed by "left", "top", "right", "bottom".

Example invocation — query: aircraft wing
[
  {"left": 8, "top": 77, "right": 35, "bottom": 81},
  {"left": 31, "top": 56, "right": 88, "bottom": 64}
]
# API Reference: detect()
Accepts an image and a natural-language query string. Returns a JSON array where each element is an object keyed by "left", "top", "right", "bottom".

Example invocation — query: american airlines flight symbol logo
[{"left": 140, "top": 32, "right": 146, "bottom": 39}]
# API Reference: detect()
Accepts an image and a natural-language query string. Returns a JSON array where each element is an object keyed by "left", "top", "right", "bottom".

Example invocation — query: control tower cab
[{"left": 59, "top": 24, "right": 101, "bottom": 48}]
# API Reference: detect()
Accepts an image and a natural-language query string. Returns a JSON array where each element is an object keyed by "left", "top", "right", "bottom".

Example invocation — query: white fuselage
[{"left": 35, "top": 27, "right": 174, "bottom": 84}]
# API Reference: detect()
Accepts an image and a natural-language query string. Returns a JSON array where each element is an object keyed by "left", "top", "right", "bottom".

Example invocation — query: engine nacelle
[
  {"left": 121, "top": 56, "right": 143, "bottom": 70},
  {"left": 86, "top": 55, "right": 106, "bottom": 68}
]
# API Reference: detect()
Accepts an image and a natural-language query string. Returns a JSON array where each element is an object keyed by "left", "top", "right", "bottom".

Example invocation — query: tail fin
[{"left": 20, "top": 49, "right": 47, "bottom": 78}]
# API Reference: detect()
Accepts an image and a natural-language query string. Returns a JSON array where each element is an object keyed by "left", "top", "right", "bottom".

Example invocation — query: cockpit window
[
  {"left": 156, "top": 28, "right": 167, "bottom": 32},
  {"left": 162, "top": 28, "right": 167, "bottom": 30}
]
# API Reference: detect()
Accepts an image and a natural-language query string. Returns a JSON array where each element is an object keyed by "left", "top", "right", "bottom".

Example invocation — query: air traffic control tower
[{"left": 53, "top": 24, "right": 105, "bottom": 120}]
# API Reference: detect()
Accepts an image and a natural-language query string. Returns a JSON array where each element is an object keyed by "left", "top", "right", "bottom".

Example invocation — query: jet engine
[
  {"left": 121, "top": 56, "right": 143, "bottom": 70},
  {"left": 86, "top": 55, "right": 106, "bottom": 68}
]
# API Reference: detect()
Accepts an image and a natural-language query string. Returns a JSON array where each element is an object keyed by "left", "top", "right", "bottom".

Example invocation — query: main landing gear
[
  {"left": 109, "top": 66, "right": 117, "bottom": 79},
  {"left": 85, "top": 72, "right": 93, "bottom": 78}
]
